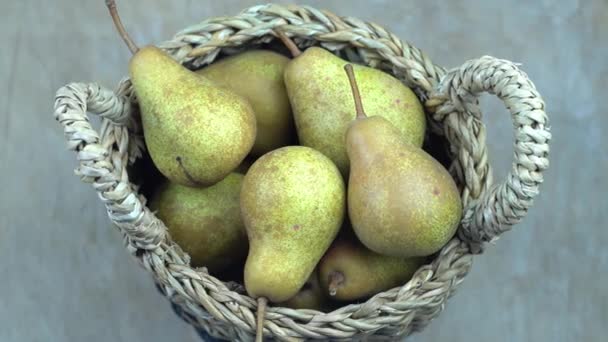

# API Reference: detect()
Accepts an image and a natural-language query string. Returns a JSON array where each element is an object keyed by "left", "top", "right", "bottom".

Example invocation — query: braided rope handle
[
  {"left": 429, "top": 56, "right": 551, "bottom": 244},
  {"left": 54, "top": 82, "right": 168, "bottom": 250}
]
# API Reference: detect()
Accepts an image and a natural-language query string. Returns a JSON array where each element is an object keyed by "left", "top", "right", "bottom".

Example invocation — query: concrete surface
[{"left": 1, "top": 0, "right": 606, "bottom": 341}]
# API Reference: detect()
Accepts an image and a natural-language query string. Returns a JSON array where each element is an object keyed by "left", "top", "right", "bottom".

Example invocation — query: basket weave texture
[{"left": 53, "top": 4, "right": 551, "bottom": 341}]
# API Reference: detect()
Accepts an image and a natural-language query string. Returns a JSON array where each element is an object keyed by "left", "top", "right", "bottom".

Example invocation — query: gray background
[{"left": 1, "top": 0, "right": 606, "bottom": 341}]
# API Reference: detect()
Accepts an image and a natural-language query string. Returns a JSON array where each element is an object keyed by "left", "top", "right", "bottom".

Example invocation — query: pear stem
[
  {"left": 344, "top": 64, "right": 367, "bottom": 119},
  {"left": 275, "top": 30, "right": 302, "bottom": 58},
  {"left": 255, "top": 297, "right": 268, "bottom": 342},
  {"left": 328, "top": 271, "right": 345, "bottom": 297},
  {"left": 106, "top": 0, "right": 140, "bottom": 55}
]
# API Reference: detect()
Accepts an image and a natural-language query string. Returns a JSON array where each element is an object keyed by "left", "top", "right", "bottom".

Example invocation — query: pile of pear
[{"left": 106, "top": 1, "right": 462, "bottom": 313}]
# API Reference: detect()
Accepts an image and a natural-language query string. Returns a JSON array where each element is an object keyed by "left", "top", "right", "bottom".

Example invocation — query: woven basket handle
[
  {"left": 54, "top": 82, "right": 166, "bottom": 251},
  {"left": 428, "top": 56, "right": 551, "bottom": 245}
]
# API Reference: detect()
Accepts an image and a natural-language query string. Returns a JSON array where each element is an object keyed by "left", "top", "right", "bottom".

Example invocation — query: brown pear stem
[
  {"left": 255, "top": 297, "right": 268, "bottom": 342},
  {"left": 106, "top": 0, "right": 139, "bottom": 55},
  {"left": 344, "top": 64, "right": 367, "bottom": 119},
  {"left": 275, "top": 30, "right": 302, "bottom": 57},
  {"left": 328, "top": 271, "right": 345, "bottom": 297}
]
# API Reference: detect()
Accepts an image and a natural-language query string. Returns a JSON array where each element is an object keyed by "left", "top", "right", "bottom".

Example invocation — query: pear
[
  {"left": 197, "top": 50, "right": 295, "bottom": 156},
  {"left": 319, "top": 235, "right": 426, "bottom": 301},
  {"left": 342, "top": 64, "right": 462, "bottom": 257},
  {"left": 149, "top": 173, "right": 247, "bottom": 274},
  {"left": 278, "top": 32, "right": 426, "bottom": 175},
  {"left": 241, "top": 146, "right": 345, "bottom": 303},
  {"left": 106, "top": 1, "right": 256, "bottom": 187},
  {"left": 279, "top": 271, "right": 328, "bottom": 311}
]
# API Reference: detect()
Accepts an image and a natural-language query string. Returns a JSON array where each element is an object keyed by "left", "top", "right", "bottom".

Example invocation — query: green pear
[
  {"left": 343, "top": 65, "right": 462, "bottom": 257},
  {"left": 197, "top": 50, "right": 295, "bottom": 156},
  {"left": 241, "top": 146, "right": 345, "bottom": 303},
  {"left": 279, "top": 271, "right": 328, "bottom": 311},
  {"left": 319, "top": 235, "right": 426, "bottom": 301},
  {"left": 106, "top": 1, "right": 256, "bottom": 187},
  {"left": 149, "top": 173, "right": 247, "bottom": 274},
  {"left": 279, "top": 33, "right": 426, "bottom": 175}
]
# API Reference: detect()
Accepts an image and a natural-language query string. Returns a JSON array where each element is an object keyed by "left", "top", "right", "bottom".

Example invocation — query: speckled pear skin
[
  {"left": 241, "top": 146, "right": 345, "bottom": 303},
  {"left": 318, "top": 236, "right": 426, "bottom": 301},
  {"left": 284, "top": 47, "right": 426, "bottom": 175},
  {"left": 130, "top": 46, "right": 256, "bottom": 187},
  {"left": 197, "top": 50, "right": 295, "bottom": 157},
  {"left": 347, "top": 116, "right": 462, "bottom": 257},
  {"left": 149, "top": 173, "right": 247, "bottom": 274},
  {"left": 279, "top": 271, "right": 328, "bottom": 311}
]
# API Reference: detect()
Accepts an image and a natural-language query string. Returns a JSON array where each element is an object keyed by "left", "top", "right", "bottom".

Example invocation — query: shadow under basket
[{"left": 53, "top": 4, "right": 551, "bottom": 341}]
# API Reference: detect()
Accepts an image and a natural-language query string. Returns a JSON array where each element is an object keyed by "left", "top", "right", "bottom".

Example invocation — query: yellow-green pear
[
  {"left": 106, "top": 1, "right": 256, "bottom": 187},
  {"left": 344, "top": 65, "right": 462, "bottom": 257},
  {"left": 279, "top": 271, "right": 328, "bottom": 311},
  {"left": 149, "top": 173, "right": 247, "bottom": 274},
  {"left": 279, "top": 33, "right": 426, "bottom": 175},
  {"left": 319, "top": 235, "right": 426, "bottom": 301},
  {"left": 197, "top": 50, "right": 295, "bottom": 156},
  {"left": 241, "top": 146, "right": 345, "bottom": 303}
]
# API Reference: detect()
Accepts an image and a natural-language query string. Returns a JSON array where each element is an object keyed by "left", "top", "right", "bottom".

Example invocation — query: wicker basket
[{"left": 53, "top": 4, "right": 551, "bottom": 341}]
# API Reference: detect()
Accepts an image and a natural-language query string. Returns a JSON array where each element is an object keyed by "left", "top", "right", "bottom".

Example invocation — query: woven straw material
[{"left": 53, "top": 4, "right": 550, "bottom": 341}]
